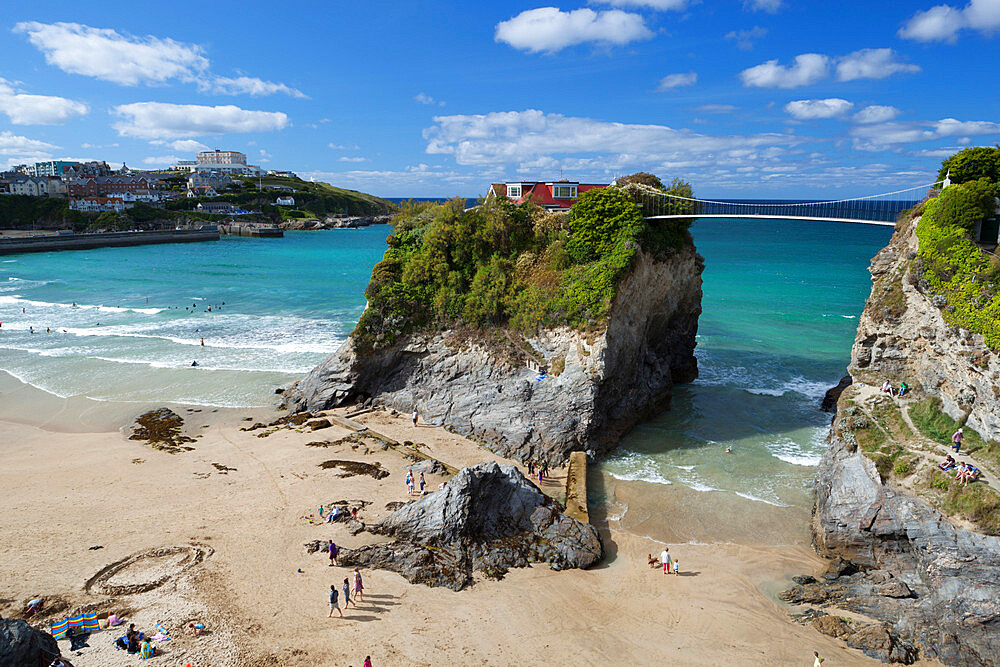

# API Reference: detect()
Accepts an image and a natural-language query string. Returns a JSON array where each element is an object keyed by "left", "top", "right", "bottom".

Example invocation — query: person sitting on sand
[
  {"left": 106, "top": 611, "right": 122, "bottom": 627},
  {"left": 324, "top": 506, "right": 340, "bottom": 523},
  {"left": 140, "top": 637, "right": 155, "bottom": 659},
  {"left": 647, "top": 553, "right": 659, "bottom": 568},
  {"left": 898, "top": 382, "right": 909, "bottom": 397},
  {"left": 881, "top": 380, "right": 892, "bottom": 394},
  {"left": 126, "top": 624, "right": 140, "bottom": 653},
  {"left": 938, "top": 455, "right": 956, "bottom": 471},
  {"left": 186, "top": 622, "right": 206, "bottom": 636},
  {"left": 953, "top": 462, "right": 969, "bottom": 481}
]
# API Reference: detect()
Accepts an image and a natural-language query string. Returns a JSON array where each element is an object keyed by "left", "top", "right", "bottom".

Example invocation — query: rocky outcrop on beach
[
  {"left": 807, "top": 426, "right": 1000, "bottom": 664},
  {"left": 338, "top": 461, "right": 602, "bottom": 590},
  {"left": 0, "top": 618, "right": 61, "bottom": 667},
  {"left": 849, "top": 213, "right": 1000, "bottom": 436},
  {"left": 279, "top": 214, "right": 391, "bottom": 231},
  {"left": 289, "top": 246, "right": 702, "bottom": 463},
  {"left": 804, "top": 212, "right": 1000, "bottom": 664}
]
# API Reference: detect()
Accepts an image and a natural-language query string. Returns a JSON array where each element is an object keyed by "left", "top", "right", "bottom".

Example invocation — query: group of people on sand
[
  {"left": 647, "top": 548, "right": 679, "bottom": 575},
  {"left": 880, "top": 379, "right": 909, "bottom": 397},
  {"left": 328, "top": 568, "right": 365, "bottom": 618},
  {"left": 524, "top": 459, "right": 550, "bottom": 483},
  {"left": 406, "top": 470, "right": 426, "bottom": 496},
  {"left": 938, "top": 455, "right": 981, "bottom": 486}
]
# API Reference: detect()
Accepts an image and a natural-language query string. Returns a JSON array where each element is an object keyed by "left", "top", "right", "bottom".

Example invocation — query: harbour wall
[{"left": 0, "top": 229, "right": 220, "bottom": 255}]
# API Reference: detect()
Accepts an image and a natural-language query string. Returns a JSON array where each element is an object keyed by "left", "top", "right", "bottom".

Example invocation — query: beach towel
[{"left": 51, "top": 612, "right": 101, "bottom": 639}]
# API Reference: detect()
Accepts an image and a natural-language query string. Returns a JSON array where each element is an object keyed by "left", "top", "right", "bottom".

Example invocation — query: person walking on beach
[
  {"left": 200, "top": 338, "right": 204, "bottom": 346},
  {"left": 411, "top": 409, "right": 419, "bottom": 427},
  {"left": 419, "top": 472, "right": 426, "bottom": 495},
  {"left": 353, "top": 568, "right": 365, "bottom": 602},
  {"left": 363, "top": 656, "right": 373, "bottom": 667},
  {"left": 343, "top": 577, "right": 356, "bottom": 608},
  {"left": 328, "top": 540, "right": 338, "bottom": 567},
  {"left": 406, "top": 471, "right": 415, "bottom": 496},
  {"left": 328, "top": 584, "right": 342, "bottom": 618},
  {"left": 813, "top": 650, "right": 824, "bottom": 667},
  {"left": 526, "top": 460, "right": 534, "bottom": 476},
  {"left": 952, "top": 428, "right": 964, "bottom": 453},
  {"left": 660, "top": 547, "right": 672, "bottom": 574}
]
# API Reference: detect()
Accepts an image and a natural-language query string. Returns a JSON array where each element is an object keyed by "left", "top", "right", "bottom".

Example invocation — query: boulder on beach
[
  {"left": 0, "top": 618, "right": 60, "bottom": 667},
  {"left": 339, "top": 461, "right": 602, "bottom": 590}
]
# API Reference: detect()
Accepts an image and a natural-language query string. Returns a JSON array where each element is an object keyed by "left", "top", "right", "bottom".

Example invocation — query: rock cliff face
[
  {"left": 812, "top": 428, "right": 1000, "bottom": 664},
  {"left": 808, "top": 214, "right": 1000, "bottom": 664},
  {"left": 850, "top": 215, "right": 1000, "bottom": 436},
  {"left": 289, "top": 246, "right": 703, "bottom": 462},
  {"left": 339, "top": 461, "right": 602, "bottom": 590}
]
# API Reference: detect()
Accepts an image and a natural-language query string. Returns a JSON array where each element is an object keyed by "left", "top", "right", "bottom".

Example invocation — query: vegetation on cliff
[
  {"left": 915, "top": 153, "right": 1000, "bottom": 347},
  {"left": 164, "top": 175, "right": 395, "bottom": 220},
  {"left": 354, "top": 177, "right": 694, "bottom": 348}
]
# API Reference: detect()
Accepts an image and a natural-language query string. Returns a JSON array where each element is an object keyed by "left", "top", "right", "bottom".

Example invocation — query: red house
[{"left": 487, "top": 180, "right": 607, "bottom": 211}]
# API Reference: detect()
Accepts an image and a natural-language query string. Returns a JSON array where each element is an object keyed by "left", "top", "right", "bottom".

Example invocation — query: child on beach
[
  {"left": 343, "top": 578, "right": 356, "bottom": 608},
  {"left": 353, "top": 568, "right": 365, "bottom": 603},
  {"left": 329, "top": 584, "right": 342, "bottom": 618}
]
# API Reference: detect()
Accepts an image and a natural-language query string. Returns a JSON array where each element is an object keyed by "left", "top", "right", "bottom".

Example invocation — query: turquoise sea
[{"left": 0, "top": 220, "right": 891, "bottom": 529}]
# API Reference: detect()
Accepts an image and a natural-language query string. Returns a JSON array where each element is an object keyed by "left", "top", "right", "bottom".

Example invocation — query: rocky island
[
  {"left": 790, "top": 148, "right": 1000, "bottom": 664},
  {"left": 289, "top": 180, "right": 703, "bottom": 463}
]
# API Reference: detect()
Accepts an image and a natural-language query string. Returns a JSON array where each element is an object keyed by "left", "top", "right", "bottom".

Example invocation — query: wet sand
[{"left": 0, "top": 371, "right": 883, "bottom": 665}]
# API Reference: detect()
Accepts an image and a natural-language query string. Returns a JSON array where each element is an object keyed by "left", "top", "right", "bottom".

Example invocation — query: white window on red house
[
  {"left": 506, "top": 184, "right": 522, "bottom": 198},
  {"left": 552, "top": 184, "right": 577, "bottom": 199}
]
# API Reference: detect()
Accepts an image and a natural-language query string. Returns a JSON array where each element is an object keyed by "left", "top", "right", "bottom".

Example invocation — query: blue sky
[{"left": 0, "top": 0, "right": 998, "bottom": 197}]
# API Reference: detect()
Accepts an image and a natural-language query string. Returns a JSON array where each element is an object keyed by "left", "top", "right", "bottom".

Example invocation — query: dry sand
[{"left": 0, "top": 372, "right": 889, "bottom": 666}]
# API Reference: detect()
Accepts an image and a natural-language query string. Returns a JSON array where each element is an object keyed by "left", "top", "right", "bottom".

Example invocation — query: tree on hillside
[
  {"left": 618, "top": 172, "right": 665, "bottom": 190},
  {"left": 937, "top": 146, "right": 1000, "bottom": 185},
  {"left": 934, "top": 178, "right": 999, "bottom": 232}
]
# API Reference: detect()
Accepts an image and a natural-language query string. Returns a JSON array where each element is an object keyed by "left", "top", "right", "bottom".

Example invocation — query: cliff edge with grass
[
  {"left": 289, "top": 180, "right": 703, "bottom": 463},
  {"left": 793, "top": 148, "right": 1000, "bottom": 664}
]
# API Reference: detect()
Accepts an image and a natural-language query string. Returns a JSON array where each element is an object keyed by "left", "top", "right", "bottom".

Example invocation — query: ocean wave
[
  {"left": 0, "top": 295, "right": 165, "bottom": 314},
  {"left": 603, "top": 451, "right": 675, "bottom": 486},
  {"left": 733, "top": 490, "right": 790, "bottom": 507},
  {"left": 767, "top": 430, "right": 825, "bottom": 467},
  {"left": 54, "top": 326, "right": 342, "bottom": 355}
]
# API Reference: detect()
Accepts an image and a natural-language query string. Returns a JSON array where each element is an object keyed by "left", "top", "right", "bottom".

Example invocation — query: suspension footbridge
[{"left": 639, "top": 181, "right": 944, "bottom": 226}]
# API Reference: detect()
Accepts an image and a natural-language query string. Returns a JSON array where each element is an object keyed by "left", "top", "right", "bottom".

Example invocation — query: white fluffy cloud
[
  {"left": 739, "top": 53, "right": 829, "bottom": 88},
  {"left": 593, "top": 0, "right": 688, "bottom": 9},
  {"left": 900, "top": 0, "right": 1000, "bottom": 42},
  {"left": 0, "top": 131, "right": 59, "bottom": 156},
  {"left": 14, "top": 21, "right": 208, "bottom": 85},
  {"left": 14, "top": 22, "right": 303, "bottom": 98},
  {"left": 835, "top": 48, "right": 920, "bottom": 81},
  {"left": 725, "top": 26, "right": 768, "bottom": 50},
  {"left": 656, "top": 72, "right": 697, "bottom": 91},
  {"left": 423, "top": 109, "right": 796, "bottom": 171},
  {"left": 415, "top": 93, "right": 445, "bottom": 106},
  {"left": 854, "top": 105, "right": 901, "bottom": 124},
  {"left": 112, "top": 102, "right": 289, "bottom": 140},
  {"left": 741, "top": 49, "right": 918, "bottom": 88},
  {"left": 207, "top": 76, "right": 307, "bottom": 99},
  {"left": 784, "top": 98, "right": 853, "bottom": 120},
  {"left": 338, "top": 156, "right": 368, "bottom": 162},
  {"left": 850, "top": 117, "right": 1000, "bottom": 151},
  {"left": 744, "top": 0, "right": 783, "bottom": 12},
  {"left": 495, "top": 8, "right": 653, "bottom": 53},
  {"left": 150, "top": 139, "right": 211, "bottom": 153},
  {"left": 0, "top": 79, "right": 88, "bottom": 125}
]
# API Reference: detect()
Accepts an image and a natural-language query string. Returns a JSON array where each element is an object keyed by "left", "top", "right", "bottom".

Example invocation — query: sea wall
[
  {"left": 288, "top": 245, "right": 703, "bottom": 463},
  {"left": 0, "top": 229, "right": 220, "bottom": 255}
]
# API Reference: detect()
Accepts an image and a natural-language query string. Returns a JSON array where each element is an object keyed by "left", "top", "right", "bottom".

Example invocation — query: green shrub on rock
[{"left": 353, "top": 184, "right": 695, "bottom": 348}]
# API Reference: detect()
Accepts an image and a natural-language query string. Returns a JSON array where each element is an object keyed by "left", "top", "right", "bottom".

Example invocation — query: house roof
[{"left": 489, "top": 181, "right": 607, "bottom": 210}]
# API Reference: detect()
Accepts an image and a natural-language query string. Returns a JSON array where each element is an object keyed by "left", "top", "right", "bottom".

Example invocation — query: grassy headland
[{"left": 354, "top": 178, "right": 695, "bottom": 349}]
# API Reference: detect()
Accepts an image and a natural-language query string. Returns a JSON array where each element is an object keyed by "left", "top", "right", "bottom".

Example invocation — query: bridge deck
[{"left": 646, "top": 214, "right": 897, "bottom": 226}]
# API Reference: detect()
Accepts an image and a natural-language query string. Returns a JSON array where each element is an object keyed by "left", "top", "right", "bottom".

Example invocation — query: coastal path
[{"left": 642, "top": 180, "right": 945, "bottom": 226}]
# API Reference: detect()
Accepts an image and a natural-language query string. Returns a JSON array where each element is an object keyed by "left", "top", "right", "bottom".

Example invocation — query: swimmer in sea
[{"left": 725, "top": 446, "right": 732, "bottom": 454}]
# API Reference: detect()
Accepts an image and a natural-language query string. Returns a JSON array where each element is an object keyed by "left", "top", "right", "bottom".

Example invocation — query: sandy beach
[{"left": 0, "top": 371, "right": 885, "bottom": 666}]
